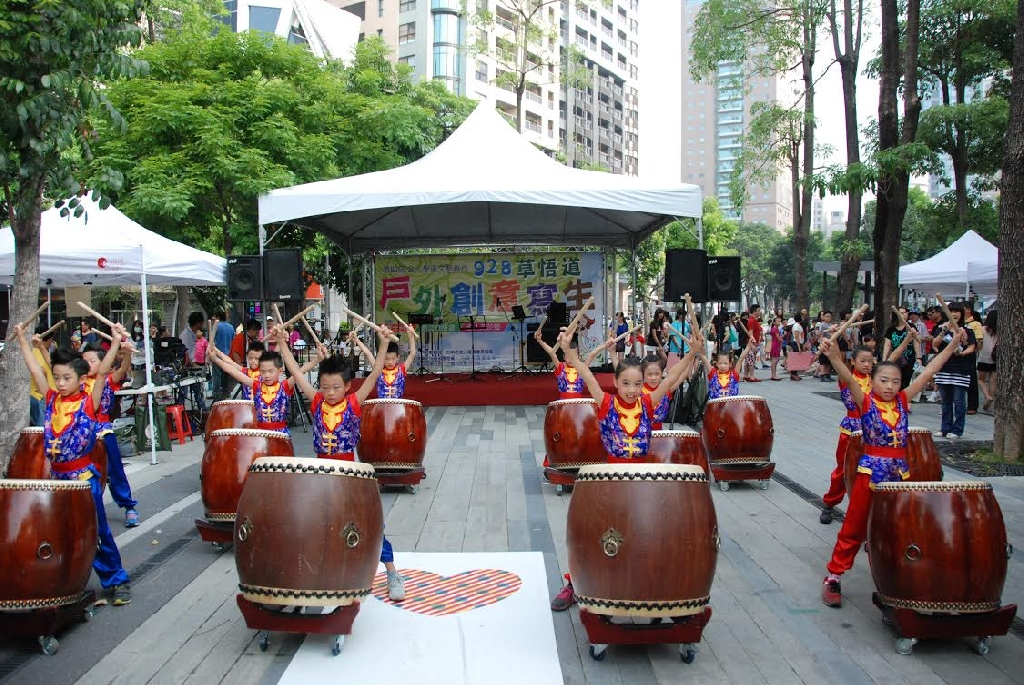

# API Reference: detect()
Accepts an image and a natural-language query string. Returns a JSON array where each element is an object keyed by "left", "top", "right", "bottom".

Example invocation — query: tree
[
  {"left": 767, "top": 228, "right": 827, "bottom": 309},
  {"left": 472, "top": 1, "right": 588, "bottom": 134},
  {"left": 691, "top": 0, "right": 825, "bottom": 313},
  {"left": 825, "top": 0, "right": 869, "bottom": 312},
  {"left": 731, "top": 222, "right": 783, "bottom": 309},
  {"left": 88, "top": 30, "right": 474, "bottom": 294},
  {"left": 0, "top": 0, "right": 148, "bottom": 473},
  {"left": 992, "top": 0, "right": 1024, "bottom": 462}
]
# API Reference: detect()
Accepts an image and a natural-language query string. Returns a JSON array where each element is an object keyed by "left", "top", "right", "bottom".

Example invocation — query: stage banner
[{"left": 375, "top": 252, "right": 605, "bottom": 373}]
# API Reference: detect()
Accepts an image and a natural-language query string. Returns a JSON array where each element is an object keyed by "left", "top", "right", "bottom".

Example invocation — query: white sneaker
[
  {"left": 948, "top": 434, "right": 960, "bottom": 442},
  {"left": 928, "top": 391, "right": 940, "bottom": 403},
  {"left": 387, "top": 570, "right": 406, "bottom": 602},
  {"left": 932, "top": 431, "right": 947, "bottom": 439}
]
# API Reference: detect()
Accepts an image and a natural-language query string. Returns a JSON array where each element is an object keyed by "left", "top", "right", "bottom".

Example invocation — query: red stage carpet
[{"left": 349, "top": 371, "right": 617, "bottom": 406}]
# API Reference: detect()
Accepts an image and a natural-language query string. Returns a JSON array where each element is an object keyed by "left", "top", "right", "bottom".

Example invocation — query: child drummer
[
  {"left": 351, "top": 321, "right": 416, "bottom": 399},
  {"left": 14, "top": 323, "right": 133, "bottom": 606},
  {"left": 817, "top": 329, "right": 964, "bottom": 608},
  {"left": 707, "top": 351, "right": 741, "bottom": 399},
  {"left": 534, "top": 326, "right": 614, "bottom": 399},
  {"left": 549, "top": 326, "right": 702, "bottom": 611},
  {"left": 276, "top": 325, "right": 408, "bottom": 602}
]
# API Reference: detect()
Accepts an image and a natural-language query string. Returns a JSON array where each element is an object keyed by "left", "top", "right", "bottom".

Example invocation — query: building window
[
  {"left": 248, "top": 6, "right": 282, "bottom": 33},
  {"left": 476, "top": 61, "right": 488, "bottom": 82},
  {"left": 377, "top": 28, "right": 383, "bottom": 36},
  {"left": 399, "top": 54, "right": 416, "bottom": 69},
  {"left": 399, "top": 22, "right": 416, "bottom": 44},
  {"left": 400, "top": 0, "right": 415, "bottom": 11},
  {"left": 378, "top": 0, "right": 385, "bottom": 17}
]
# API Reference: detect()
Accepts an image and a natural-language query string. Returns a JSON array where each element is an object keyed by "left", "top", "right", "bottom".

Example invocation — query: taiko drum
[
  {"left": 567, "top": 463, "right": 719, "bottom": 617},
  {"left": 648, "top": 430, "right": 710, "bottom": 474},
  {"left": 201, "top": 429, "right": 294, "bottom": 523},
  {"left": 203, "top": 400, "right": 256, "bottom": 441},
  {"left": 234, "top": 457, "right": 384, "bottom": 606},
  {"left": 357, "top": 399, "right": 427, "bottom": 468},
  {"left": 843, "top": 428, "right": 943, "bottom": 492},
  {"left": 6, "top": 427, "right": 108, "bottom": 488},
  {"left": 701, "top": 395, "right": 774, "bottom": 465},
  {"left": 868, "top": 481, "right": 1011, "bottom": 614},
  {"left": 543, "top": 399, "right": 607, "bottom": 469},
  {"left": 0, "top": 480, "right": 98, "bottom": 610}
]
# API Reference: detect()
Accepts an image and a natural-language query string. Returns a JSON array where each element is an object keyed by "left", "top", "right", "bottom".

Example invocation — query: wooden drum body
[
  {"left": 567, "top": 463, "right": 718, "bottom": 617},
  {"left": 648, "top": 430, "right": 710, "bottom": 474},
  {"left": 6, "top": 427, "right": 108, "bottom": 488},
  {"left": 868, "top": 481, "right": 1010, "bottom": 614},
  {"left": 543, "top": 399, "right": 606, "bottom": 469},
  {"left": 0, "top": 480, "right": 98, "bottom": 610},
  {"left": 358, "top": 399, "right": 427, "bottom": 469},
  {"left": 204, "top": 400, "right": 256, "bottom": 441},
  {"left": 844, "top": 428, "right": 943, "bottom": 493},
  {"left": 201, "top": 429, "right": 294, "bottom": 523},
  {"left": 234, "top": 458, "right": 384, "bottom": 606},
  {"left": 701, "top": 395, "right": 774, "bottom": 465}
]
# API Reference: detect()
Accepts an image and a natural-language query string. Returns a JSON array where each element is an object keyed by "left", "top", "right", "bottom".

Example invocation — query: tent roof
[
  {"left": 0, "top": 197, "right": 226, "bottom": 287},
  {"left": 258, "top": 103, "right": 703, "bottom": 254},
  {"left": 898, "top": 230, "right": 998, "bottom": 294}
]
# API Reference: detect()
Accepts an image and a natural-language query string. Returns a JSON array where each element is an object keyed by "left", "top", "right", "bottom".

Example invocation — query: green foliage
[
  {"left": 730, "top": 221, "right": 782, "bottom": 300},
  {"left": 917, "top": 95, "right": 1008, "bottom": 184},
  {"left": 87, "top": 30, "right": 474, "bottom": 293},
  {"left": 767, "top": 228, "right": 828, "bottom": 306},
  {"left": 0, "top": 0, "right": 149, "bottom": 224},
  {"left": 726, "top": 102, "right": 803, "bottom": 212}
]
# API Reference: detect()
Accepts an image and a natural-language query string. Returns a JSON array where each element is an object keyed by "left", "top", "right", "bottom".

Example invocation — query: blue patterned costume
[
  {"left": 555, "top": 362, "right": 585, "bottom": 398},
  {"left": 838, "top": 371, "right": 872, "bottom": 434},
  {"left": 254, "top": 380, "right": 293, "bottom": 434},
  {"left": 855, "top": 391, "right": 910, "bottom": 487},
  {"left": 376, "top": 364, "right": 406, "bottom": 399},
  {"left": 82, "top": 375, "right": 137, "bottom": 511},
  {"left": 597, "top": 394, "right": 655, "bottom": 462},
  {"left": 43, "top": 390, "right": 130, "bottom": 589},
  {"left": 707, "top": 370, "right": 740, "bottom": 399},
  {"left": 240, "top": 367, "right": 260, "bottom": 401},
  {"left": 641, "top": 383, "right": 672, "bottom": 429}
]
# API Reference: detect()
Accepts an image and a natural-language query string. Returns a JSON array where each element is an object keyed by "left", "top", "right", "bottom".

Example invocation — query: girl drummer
[
  {"left": 707, "top": 351, "right": 741, "bottom": 399},
  {"left": 350, "top": 322, "right": 416, "bottom": 399},
  {"left": 276, "top": 325, "right": 408, "bottom": 602},
  {"left": 640, "top": 354, "right": 686, "bottom": 430},
  {"left": 549, "top": 327, "right": 702, "bottom": 611},
  {"left": 534, "top": 327, "right": 615, "bottom": 399},
  {"left": 817, "top": 329, "right": 964, "bottom": 608}
]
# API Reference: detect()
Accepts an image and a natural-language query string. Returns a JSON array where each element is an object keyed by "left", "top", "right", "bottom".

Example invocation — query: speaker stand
[{"left": 425, "top": 316, "right": 453, "bottom": 384}]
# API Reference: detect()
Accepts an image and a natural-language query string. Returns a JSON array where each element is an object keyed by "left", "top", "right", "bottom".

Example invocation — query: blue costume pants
[
  {"left": 103, "top": 432, "right": 137, "bottom": 510},
  {"left": 87, "top": 465, "right": 131, "bottom": 588},
  {"left": 381, "top": 535, "right": 394, "bottom": 564}
]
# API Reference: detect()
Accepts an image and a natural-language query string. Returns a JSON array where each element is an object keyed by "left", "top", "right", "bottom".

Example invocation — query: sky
[{"left": 638, "top": 2, "right": 883, "bottom": 220}]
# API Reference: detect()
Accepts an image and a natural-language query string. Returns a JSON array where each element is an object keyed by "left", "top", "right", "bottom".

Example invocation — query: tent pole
[{"left": 140, "top": 265, "right": 158, "bottom": 465}]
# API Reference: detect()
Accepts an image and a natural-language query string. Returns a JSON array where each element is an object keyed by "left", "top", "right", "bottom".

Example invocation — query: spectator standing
[
  {"left": 816, "top": 311, "right": 835, "bottom": 381},
  {"left": 180, "top": 312, "right": 204, "bottom": 363},
  {"left": 964, "top": 308, "right": 984, "bottom": 414},
  {"left": 787, "top": 314, "right": 805, "bottom": 381},
  {"left": 768, "top": 315, "right": 784, "bottom": 380},
  {"left": 931, "top": 302, "right": 977, "bottom": 439},
  {"left": 882, "top": 307, "right": 918, "bottom": 391},
  {"left": 977, "top": 311, "right": 997, "bottom": 412},
  {"left": 212, "top": 311, "right": 235, "bottom": 400}
]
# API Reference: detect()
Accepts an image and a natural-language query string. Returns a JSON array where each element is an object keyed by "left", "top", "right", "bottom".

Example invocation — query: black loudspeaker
[
  {"left": 226, "top": 255, "right": 263, "bottom": 301},
  {"left": 546, "top": 301, "right": 569, "bottom": 325},
  {"left": 526, "top": 322, "right": 563, "bottom": 363},
  {"left": 264, "top": 249, "right": 304, "bottom": 302},
  {"left": 707, "top": 256, "right": 742, "bottom": 302},
  {"left": 664, "top": 249, "right": 708, "bottom": 302}
]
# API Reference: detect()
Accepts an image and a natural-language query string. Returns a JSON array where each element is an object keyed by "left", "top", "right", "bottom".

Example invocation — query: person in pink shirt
[{"left": 769, "top": 315, "right": 784, "bottom": 381}]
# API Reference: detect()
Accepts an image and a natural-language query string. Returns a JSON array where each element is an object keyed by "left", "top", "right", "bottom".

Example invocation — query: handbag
[{"left": 785, "top": 351, "right": 816, "bottom": 372}]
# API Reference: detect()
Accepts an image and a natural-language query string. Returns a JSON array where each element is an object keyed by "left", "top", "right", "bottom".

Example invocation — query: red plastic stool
[{"left": 165, "top": 405, "right": 194, "bottom": 444}]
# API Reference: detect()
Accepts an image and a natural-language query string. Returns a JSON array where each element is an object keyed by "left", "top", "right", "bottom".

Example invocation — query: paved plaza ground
[{"left": 1, "top": 374, "right": 1021, "bottom": 685}]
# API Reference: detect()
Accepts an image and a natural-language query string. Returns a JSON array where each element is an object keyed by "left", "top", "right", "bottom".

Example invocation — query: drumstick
[
  {"left": 849, "top": 319, "right": 875, "bottom": 329},
  {"left": 613, "top": 324, "right": 643, "bottom": 344},
  {"left": 75, "top": 302, "right": 118, "bottom": 331},
  {"left": 933, "top": 294, "right": 960, "bottom": 333},
  {"left": 271, "top": 303, "right": 286, "bottom": 330},
  {"left": 829, "top": 303, "right": 871, "bottom": 341},
  {"left": 299, "top": 315, "right": 322, "bottom": 348},
  {"left": 341, "top": 307, "right": 399, "bottom": 342},
  {"left": 890, "top": 305, "right": 910, "bottom": 330},
  {"left": 282, "top": 304, "right": 315, "bottom": 328},
  {"left": 94, "top": 329, "right": 113, "bottom": 342},
  {"left": 390, "top": 311, "right": 419, "bottom": 341},
  {"left": 683, "top": 293, "right": 700, "bottom": 332},
  {"left": 6, "top": 300, "right": 51, "bottom": 341},
  {"left": 40, "top": 320, "right": 65, "bottom": 338},
  {"left": 561, "top": 297, "right": 595, "bottom": 341}
]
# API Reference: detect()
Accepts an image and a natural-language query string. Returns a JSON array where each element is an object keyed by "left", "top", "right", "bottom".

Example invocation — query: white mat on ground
[{"left": 277, "top": 552, "right": 562, "bottom": 685}]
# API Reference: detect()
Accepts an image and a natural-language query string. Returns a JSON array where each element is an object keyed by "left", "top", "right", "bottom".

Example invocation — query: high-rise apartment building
[
  {"left": 332, "top": 0, "right": 639, "bottom": 174},
  {"left": 679, "top": 0, "right": 794, "bottom": 230}
]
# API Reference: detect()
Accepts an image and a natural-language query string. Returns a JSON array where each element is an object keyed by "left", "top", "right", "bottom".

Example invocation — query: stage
[{"left": 349, "top": 369, "right": 617, "bottom": 406}]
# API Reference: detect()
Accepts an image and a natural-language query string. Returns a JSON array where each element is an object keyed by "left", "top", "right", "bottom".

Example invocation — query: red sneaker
[
  {"left": 551, "top": 582, "right": 576, "bottom": 611},
  {"left": 821, "top": 577, "right": 842, "bottom": 607}
]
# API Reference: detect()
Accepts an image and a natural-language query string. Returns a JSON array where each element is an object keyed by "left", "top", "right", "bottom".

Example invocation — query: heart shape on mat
[{"left": 372, "top": 568, "right": 523, "bottom": 616}]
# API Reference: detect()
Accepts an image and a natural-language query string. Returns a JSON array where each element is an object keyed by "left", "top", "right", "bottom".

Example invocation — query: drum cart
[
  {"left": 580, "top": 607, "right": 713, "bottom": 663},
  {"left": 0, "top": 591, "right": 97, "bottom": 655},
  {"left": 871, "top": 594, "right": 1017, "bottom": 656},
  {"left": 237, "top": 595, "right": 361, "bottom": 657},
  {"left": 709, "top": 462, "right": 775, "bottom": 492},
  {"left": 194, "top": 518, "right": 234, "bottom": 550},
  {"left": 543, "top": 466, "right": 577, "bottom": 495},
  {"left": 375, "top": 467, "right": 426, "bottom": 493}
]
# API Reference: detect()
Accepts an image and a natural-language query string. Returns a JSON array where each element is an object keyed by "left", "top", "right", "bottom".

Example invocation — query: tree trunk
[
  {"left": 794, "top": 22, "right": 816, "bottom": 313},
  {"left": 175, "top": 286, "right": 191, "bottom": 337},
  {"left": 837, "top": 58, "right": 863, "bottom": 310},
  {"left": 952, "top": 139, "right": 970, "bottom": 228},
  {"left": 0, "top": 188, "right": 44, "bottom": 476},
  {"left": 993, "top": 0, "right": 1024, "bottom": 462}
]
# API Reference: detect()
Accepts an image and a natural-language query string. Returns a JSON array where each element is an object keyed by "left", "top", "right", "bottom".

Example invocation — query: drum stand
[
  {"left": 376, "top": 466, "right": 427, "bottom": 493},
  {"left": 709, "top": 461, "right": 776, "bottom": 492},
  {"left": 0, "top": 590, "right": 97, "bottom": 655},
  {"left": 195, "top": 518, "right": 234, "bottom": 550},
  {"left": 871, "top": 594, "right": 1017, "bottom": 655},
  {"left": 237, "top": 594, "right": 361, "bottom": 657},
  {"left": 543, "top": 466, "right": 579, "bottom": 496},
  {"left": 579, "top": 607, "right": 712, "bottom": 663}
]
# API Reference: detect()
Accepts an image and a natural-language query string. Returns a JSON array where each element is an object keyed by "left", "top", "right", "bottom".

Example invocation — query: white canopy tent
[
  {"left": 1, "top": 196, "right": 226, "bottom": 465},
  {"left": 258, "top": 102, "right": 704, "bottom": 254},
  {"left": 967, "top": 258, "right": 998, "bottom": 294},
  {"left": 898, "top": 230, "right": 998, "bottom": 297}
]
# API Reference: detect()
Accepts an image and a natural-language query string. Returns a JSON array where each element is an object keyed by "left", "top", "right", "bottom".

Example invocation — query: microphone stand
[
  {"left": 426, "top": 297, "right": 454, "bottom": 384},
  {"left": 464, "top": 314, "right": 485, "bottom": 382}
]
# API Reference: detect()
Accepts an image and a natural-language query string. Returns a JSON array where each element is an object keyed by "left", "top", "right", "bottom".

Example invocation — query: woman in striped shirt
[{"left": 931, "top": 302, "right": 977, "bottom": 440}]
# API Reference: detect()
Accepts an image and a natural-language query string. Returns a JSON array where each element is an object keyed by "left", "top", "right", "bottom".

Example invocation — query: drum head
[
  {"left": 576, "top": 462, "right": 708, "bottom": 482},
  {"left": 548, "top": 398, "right": 597, "bottom": 407},
  {"left": 212, "top": 400, "right": 255, "bottom": 406},
  {"left": 652, "top": 430, "right": 701, "bottom": 439},
  {"left": 705, "top": 394, "right": 766, "bottom": 405},
  {"left": 209, "top": 428, "right": 292, "bottom": 441},
  {"left": 363, "top": 399, "right": 423, "bottom": 408},
  {"left": 873, "top": 480, "right": 991, "bottom": 493},
  {"left": 0, "top": 479, "right": 90, "bottom": 491},
  {"left": 249, "top": 456, "right": 377, "bottom": 478},
  {"left": 20, "top": 427, "right": 43, "bottom": 434}
]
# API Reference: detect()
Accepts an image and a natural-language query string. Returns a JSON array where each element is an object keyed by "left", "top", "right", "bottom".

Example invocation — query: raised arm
[
  {"left": 354, "top": 327, "right": 394, "bottom": 404},
  {"left": 906, "top": 329, "right": 968, "bottom": 399},
  {"left": 560, "top": 331, "right": 605, "bottom": 403},
  {"left": 110, "top": 343, "right": 132, "bottom": 385},
  {"left": 278, "top": 327, "right": 317, "bottom": 398},
  {"left": 821, "top": 338, "right": 862, "bottom": 405},
  {"left": 887, "top": 329, "right": 915, "bottom": 362},
  {"left": 14, "top": 325, "right": 50, "bottom": 395},
  {"left": 584, "top": 338, "right": 615, "bottom": 367},
  {"left": 649, "top": 334, "right": 701, "bottom": 406},
  {"left": 208, "top": 345, "right": 254, "bottom": 386},
  {"left": 534, "top": 325, "right": 561, "bottom": 364},
  {"left": 403, "top": 325, "right": 417, "bottom": 368}
]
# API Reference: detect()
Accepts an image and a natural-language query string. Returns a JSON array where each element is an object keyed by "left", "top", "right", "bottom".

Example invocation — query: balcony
[
  {"left": 602, "top": 49, "right": 614, "bottom": 61},
  {"left": 525, "top": 90, "right": 542, "bottom": 104},
  {"left": 525, "top": 120, "right": 542, "bottom": 133}
]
